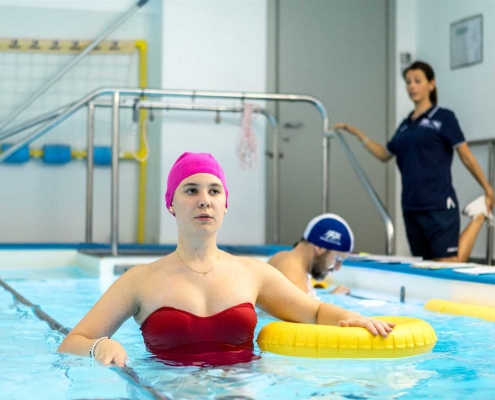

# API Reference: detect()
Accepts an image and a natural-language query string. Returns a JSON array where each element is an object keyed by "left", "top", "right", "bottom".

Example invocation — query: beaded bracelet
[{"left": 89, "top": 336, "right": 110, "bottom": 358}]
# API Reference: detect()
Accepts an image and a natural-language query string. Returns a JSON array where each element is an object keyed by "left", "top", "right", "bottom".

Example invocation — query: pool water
[{"left": 1, "top": 269, "right": 495, "bottom": 399}]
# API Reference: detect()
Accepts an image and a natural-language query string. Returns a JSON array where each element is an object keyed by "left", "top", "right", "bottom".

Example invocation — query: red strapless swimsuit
[{"left": 140, "top": 302, "right": 260, "bottom": 366}]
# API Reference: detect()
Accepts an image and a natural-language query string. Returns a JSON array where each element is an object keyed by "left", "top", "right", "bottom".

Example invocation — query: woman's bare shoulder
[
  {"left": 216, "top": 252, "right": 265, "bottom": 274},
  {"left": 228, "top": 254, "right": 284, "bottom": 280},
  {"left": 225, "top": 253, "right": 265, "bottom": 267},
  {"left": 117, "top": 255, "right": 172, "bottom": 282}
]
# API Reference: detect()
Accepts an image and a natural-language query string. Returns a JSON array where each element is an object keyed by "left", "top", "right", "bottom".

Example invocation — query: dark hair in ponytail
[{"left": 403, "top": 61, "right": 438, "bottom": 105}]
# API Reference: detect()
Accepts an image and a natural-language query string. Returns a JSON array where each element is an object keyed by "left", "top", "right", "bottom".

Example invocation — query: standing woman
[{"left": 334, "top": 61, "right": 494, "bottom": 262}]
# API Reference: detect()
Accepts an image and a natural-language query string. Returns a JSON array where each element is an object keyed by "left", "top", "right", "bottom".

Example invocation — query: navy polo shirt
[{"left": 387, "top": 106, "right": 465, "bottom": 211}]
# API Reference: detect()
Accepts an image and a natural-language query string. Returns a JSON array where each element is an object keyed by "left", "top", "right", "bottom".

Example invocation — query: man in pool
[{"left": 268, "top": 214, "right": 353, "bottom": 296}]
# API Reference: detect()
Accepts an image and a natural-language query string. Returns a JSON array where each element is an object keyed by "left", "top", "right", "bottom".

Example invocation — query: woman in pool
[
  {"left": 58, "top": 152, "right": 394, "bottom": 367},
  {"left": 334, "top": 61, "right": 494, "bottom": 262}
]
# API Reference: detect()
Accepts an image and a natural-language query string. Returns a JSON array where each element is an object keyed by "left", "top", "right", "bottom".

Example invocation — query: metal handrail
[
  {"left": 0, "top": 87, "right": 332, "bottom": 256},
  {"left": 330, "top": 130, "right": 395, "bottom": 255},
  {"left": 466, "top": 138, "right": 495, "bottom": 264},
  {"left": 0, "top": 104, "right": 74, "bottom": 142}
]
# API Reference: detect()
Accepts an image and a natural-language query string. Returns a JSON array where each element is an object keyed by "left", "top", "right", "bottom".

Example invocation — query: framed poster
[{"left": 451, "top": 14, "right": 483, "bottom": 69}]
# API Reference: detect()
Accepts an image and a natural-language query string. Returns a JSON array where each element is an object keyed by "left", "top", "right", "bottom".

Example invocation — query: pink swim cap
[{"left": 165, "top": 152, "right": 228, "bottom": 209}]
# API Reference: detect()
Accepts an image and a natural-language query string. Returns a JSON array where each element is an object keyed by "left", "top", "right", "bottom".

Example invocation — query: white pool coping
[{"left": 335, "top": 266, "right": 495, "bottom": 307}]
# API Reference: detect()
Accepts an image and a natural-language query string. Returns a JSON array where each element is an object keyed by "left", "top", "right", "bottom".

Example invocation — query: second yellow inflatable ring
[
  {"left": 425, "top": 299, "right": 495, "bottom": 322},
  {"left": 257, "top": 316, "right": 437, "bottom": 358}
]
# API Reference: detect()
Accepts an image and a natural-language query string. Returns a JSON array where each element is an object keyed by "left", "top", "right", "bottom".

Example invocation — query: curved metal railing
[{"left": 331, "top": 129, "right": 394, "bottom": 255}]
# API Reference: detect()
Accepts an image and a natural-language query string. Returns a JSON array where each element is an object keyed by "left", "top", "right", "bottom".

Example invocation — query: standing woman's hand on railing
[
  {"left": 332, "top": 123, "right": 367, "bottom": 142},
  {"left": 332, "top": 123, "right": 393, "bottom": 163}
]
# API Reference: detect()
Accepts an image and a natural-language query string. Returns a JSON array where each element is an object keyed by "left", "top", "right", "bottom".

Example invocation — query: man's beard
[{"left": 310, "top": 252, "right": 330, "bottom": 280}]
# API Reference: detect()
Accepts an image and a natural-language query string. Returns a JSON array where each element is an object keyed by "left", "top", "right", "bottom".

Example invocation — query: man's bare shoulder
[{"left": 267, "top": 251, "right": 297, "bottom": 269}]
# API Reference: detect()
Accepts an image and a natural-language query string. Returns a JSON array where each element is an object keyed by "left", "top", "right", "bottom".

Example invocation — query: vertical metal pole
[
  {"left": 272, "top": 123, "right": 280, "bottom": 244},
  {"left": 487, "top": 142, "right": 495, "bottom": 265},
  {"left": 274, "top": 0, "right": 281, "bottom": 241},
  {"left": 111, "top": 93, "right": 120, "bottom": 257},
  {"left": 85, "top": 102, "right": 95, "bottom": 243},
  {"left": 322, "top": 135, "right": 330, "bottom": 213}
]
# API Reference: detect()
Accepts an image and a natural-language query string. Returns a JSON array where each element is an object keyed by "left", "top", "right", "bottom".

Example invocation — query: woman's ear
[
  {"left": 168, "top": 205, "right": 175, "bottom": 215},
  {"left": 429, "top": 79, "right": 436, "bottom": 92}
]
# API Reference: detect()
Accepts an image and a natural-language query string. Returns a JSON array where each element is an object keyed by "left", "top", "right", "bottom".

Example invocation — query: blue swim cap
[{"left": 303, "top": 213, "right": 354, "bottom": 252}]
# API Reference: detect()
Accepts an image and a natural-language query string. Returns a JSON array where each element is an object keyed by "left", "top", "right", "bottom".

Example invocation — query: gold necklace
[{"left": 175, "top": 250, "right": 219, "bottom": 275}]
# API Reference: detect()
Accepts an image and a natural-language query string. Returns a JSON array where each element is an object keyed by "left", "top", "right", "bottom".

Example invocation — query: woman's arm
[
  {"left": 457, "top": 143, "right": 495, "bottom": 209},
  {"left": 57, "top": 266, "right": 142, "bottom": 366},
  {"left": 253, "top": 259, "right": 394, "bottom": 336},
  {"left": 332, "top": 123, "right": 394, "bottom": 163}
]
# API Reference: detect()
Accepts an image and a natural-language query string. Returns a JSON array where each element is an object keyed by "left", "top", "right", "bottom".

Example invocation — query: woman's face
[
  {"left": 171, "top": 173, "right": 227, "bottom": 234},
  {"left": 405, "top": 69, "right": 435, "bottom": 105}
]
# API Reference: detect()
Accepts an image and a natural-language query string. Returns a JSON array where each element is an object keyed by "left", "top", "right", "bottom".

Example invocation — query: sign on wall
[{"left": 451, "top": 14, "right": 483, "bottom": 70}]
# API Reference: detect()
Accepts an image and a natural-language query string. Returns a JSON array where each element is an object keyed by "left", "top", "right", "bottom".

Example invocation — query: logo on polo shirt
[
  {"left": 432, "top": 120, "right": 442, "bottom": 130},
  {"left": 419, "top": 118, "right": 442, "bottom": 131},
  {"left": 320, "top": 230, "right": 341, "bottom": 245}
]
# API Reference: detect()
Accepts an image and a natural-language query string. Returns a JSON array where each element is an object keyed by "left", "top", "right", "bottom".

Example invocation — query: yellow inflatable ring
[
  {"left": 425, "top": 299, "right": 495, "bottom": 322},
  {"left": 257, "top": 316, "right": 437, "bottom": 358},
  {"left": 311, "top": 278, "right": 329, "bottom": 289}
]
